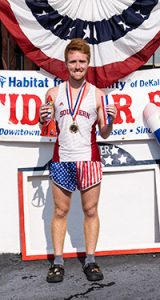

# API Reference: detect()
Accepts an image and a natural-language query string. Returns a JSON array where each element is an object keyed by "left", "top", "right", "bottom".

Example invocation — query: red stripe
[
  {"left": 87, "top": 162, "right": 90, "bottom": 188},
  {"left": 20, "top": 247, "right": 160, "bottom": 261},
  {"left": 80, "top": 162, "right": 83, "bottom": 186},
  {"left": 78, "top": 161, "right": 102, "bottom": 190},
  {"left": 80, "top": 162, "right": 84, "bottom": 187},
  {"left": 95, "top": 162, "right": 98, "bottom": 182},
  {"left": 1, "top": 0, "right": 160, "bottom": 88},
  {"left": 86, "top": 162, "right": 89, "bottom": 188},
  {"left": 92, "top": 162, "right": 96, "bottom": 185},
  {"left": 95, "top": 162, "right": 99, "bottom": 182},
  {"left": 84, "top": 162, "right": 87, "bottom": 189},
  {"left": 89, "top": 162, "right": 93, "bottom": 186},
  {"left": 18, "top": 171, "right": 27, "bottom": 260},
  {"left": 98, "top": 162, "right": 102, "bottom": 181},
  {"left": 76, "top": 161, "right": 80, "bottom": 188},
  {"left": 92, "top": 162, "right": 96, "bottom": 184}
]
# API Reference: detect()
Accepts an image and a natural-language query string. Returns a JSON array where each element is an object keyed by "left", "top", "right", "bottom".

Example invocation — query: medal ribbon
[
  {"left": 66, "top": 81, "right": 86, "bottom": 122},
  {"left": 101, "top": 95, "right": 111, "bottom": 125}
]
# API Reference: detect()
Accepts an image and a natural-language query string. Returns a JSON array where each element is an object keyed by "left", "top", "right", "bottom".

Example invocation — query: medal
[
  {"left": 69, "top": 122, "right": 79, "bottom": 133},
  {"left": 66, "top": 81, "right": 86, "bottom": 133}
]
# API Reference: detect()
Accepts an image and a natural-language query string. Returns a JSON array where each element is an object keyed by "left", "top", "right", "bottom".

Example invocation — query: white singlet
[{"left": 52, "top": 82, "right": 101, "bottom": 162}]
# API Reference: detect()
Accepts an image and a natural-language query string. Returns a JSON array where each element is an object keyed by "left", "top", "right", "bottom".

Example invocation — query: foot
[
  {"left": 83, "top": 262, "right": 104, "bottom": 281},
  {"left": 46, "top": 264, "right": 64, "bottom": 283}
]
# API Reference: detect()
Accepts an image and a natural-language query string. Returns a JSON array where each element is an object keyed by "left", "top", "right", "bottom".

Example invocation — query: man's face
[{"left": 66, "top": 50, "right": 89, "bottom": 81}]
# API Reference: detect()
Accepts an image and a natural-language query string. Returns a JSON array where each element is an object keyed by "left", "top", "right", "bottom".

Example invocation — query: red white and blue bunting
[{"left": 1, "top": 0, "right": 160, "bottom": 87}]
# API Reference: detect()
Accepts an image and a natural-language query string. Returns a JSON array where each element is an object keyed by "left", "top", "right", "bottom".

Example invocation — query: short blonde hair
[{"left": 64, "top": 38, "right": 91, "bottom": 63}]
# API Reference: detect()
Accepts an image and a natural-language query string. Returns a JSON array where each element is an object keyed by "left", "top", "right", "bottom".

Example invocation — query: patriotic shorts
[{"left": 49, "top": 161, "right": 102, "bottom": 192}]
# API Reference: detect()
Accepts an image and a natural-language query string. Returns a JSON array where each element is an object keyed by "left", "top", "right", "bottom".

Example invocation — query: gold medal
[{"left": 69, "top": 122, "right": 79, "bottom": 133}]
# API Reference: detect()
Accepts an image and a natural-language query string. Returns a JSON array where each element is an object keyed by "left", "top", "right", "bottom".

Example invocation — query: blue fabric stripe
[{"left": 25, "top": 0, "right": 157, "bottom": 44}]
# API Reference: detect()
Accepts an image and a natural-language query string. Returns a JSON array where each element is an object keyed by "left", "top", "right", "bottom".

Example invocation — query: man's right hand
[{"left": 39, "top": 103, "right": 51, "bottom": 123}]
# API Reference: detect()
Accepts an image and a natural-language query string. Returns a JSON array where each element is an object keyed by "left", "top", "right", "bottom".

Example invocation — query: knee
[
  {"left": 54, "top": 207, "right": 69, "bottom": 219},
  {"left": 83, "top": 206, "right": 98, "bottom": 218}
]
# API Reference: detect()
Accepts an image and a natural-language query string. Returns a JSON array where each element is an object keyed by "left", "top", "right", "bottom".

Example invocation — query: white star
[
  {"left": 118, "top": 21, "right": 130, "bottom": 31},
  {"left": 54, "top": 19, "right": 63, "bottom": 30},
  {"left": 118, "top": 155, "right": 127, "bottom": 164},
  {"left": 83, "top": 25, "right": 90, "bottom": 39},
  {"left": 66, "top": 26, "right": 76, "bottom": 38},
  {"left": 93, "top": 25, "right": 98, "bottom": 41},
  {"left": 135, "top": 10, "right": 146, "bottom": 18},
  {"left": 110, "top": 146, "right": 119, "bottom": 155},
  {"left": 104, "top": 156, "right": 113, "bottom": 165},
  {"left": 36, "top": 11, "right": 47, "bottom": 17}
]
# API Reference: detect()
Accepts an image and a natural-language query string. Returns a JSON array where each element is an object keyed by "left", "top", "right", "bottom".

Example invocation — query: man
[{"left": 39, "top": 38, "right": 117, "bottom": 283}]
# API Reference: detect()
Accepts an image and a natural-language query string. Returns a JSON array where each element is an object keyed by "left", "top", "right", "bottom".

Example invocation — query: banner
[
  {"left": 104, "top": 68, "right": 160, "bottom": 142},
  {"left": 1, "top": 0, "right": 160, "bottom": 88},
  {"left": 0, "top": 68, "right": 160, "bottom": 142},
  {"left": 0, "top": 70, "right": 62, "bottom": 142}
]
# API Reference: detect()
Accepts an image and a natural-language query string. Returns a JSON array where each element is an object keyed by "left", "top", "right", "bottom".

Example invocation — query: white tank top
[{"left": 52, "top": 82, "right": 101, "bottom": 162}]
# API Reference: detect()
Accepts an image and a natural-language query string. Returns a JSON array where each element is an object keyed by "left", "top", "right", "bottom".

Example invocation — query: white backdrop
[{"left": 0, "top": 138, "right": 160, "bottom": 255}]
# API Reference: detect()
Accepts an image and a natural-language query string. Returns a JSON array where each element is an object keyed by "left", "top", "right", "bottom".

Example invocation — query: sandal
[
  {"left": 46, "top": 264, "right": 64, "bottom": 283},
  {"left": 83, "top": 262, "right": 104, "bottom": 281}
]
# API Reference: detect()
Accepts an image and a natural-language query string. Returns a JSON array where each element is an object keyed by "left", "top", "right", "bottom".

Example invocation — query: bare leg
[
  {"left": 81, "top": 183, "right": 101, "bottom": 255},
  {"left": 51, "top": 182, "right": 72, "bottom": 256},
  {"left": 81, "top": 183, "right": 104, "bottom": 281}
]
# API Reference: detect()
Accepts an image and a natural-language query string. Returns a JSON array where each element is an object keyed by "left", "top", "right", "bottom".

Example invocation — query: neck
[{"left": 68, "top": 77, "right": 86, "bottom": 89}]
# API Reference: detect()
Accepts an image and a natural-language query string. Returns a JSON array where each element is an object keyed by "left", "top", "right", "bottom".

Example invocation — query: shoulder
[
  {"left": 95, "top": 86, "right": 105, "bottom": 98},
  {"left": 45, "top": 82, "right": 65, "bottom": 102},
  {"left": 87, "top": 82, "right": 105, "bottom": 97}
]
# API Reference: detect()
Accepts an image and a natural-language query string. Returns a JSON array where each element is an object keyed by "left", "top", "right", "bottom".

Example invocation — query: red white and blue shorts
[{"left": 49, "top": 161, "right": 102, "bottom": 192}]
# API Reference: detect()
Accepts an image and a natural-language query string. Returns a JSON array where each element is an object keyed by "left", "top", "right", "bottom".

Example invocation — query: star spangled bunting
[
  {"left": 1, "top": 0, "right": 160, "bottom": 88},
  {"left": 99, "top": 143, "right": 136, "bottom": 167}
]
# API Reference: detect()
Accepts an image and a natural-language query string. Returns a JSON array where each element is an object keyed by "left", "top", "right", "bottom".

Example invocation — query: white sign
[
  {"left": 0, "top": 69, "right": 160, "bottom": 142},
  {"left": 102, "top": 68, "right": 160, "bottom": 141}
]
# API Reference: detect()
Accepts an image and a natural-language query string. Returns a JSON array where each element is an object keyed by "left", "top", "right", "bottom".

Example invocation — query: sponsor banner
[
  {"left": 101, "top": 68, "right": 160, "bottom": 142},
  {"left": 0, "top": 70, "right": 62, "bottom": 142},
  {"left": 0, "top": 69, "right": 160, "bottom": 142}
]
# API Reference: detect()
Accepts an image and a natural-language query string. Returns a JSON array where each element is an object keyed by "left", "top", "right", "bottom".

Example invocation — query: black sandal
[
  {"left": 46, "top": 264, "right": 64, "bottom": 283},
  {"left": 83, "top": 263, "right": 104, "bottom": 281}
]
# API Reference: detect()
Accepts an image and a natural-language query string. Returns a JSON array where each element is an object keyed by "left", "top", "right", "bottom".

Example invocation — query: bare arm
[{"left": 96, "top": 88, "right": 117, "bottom": 139}]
